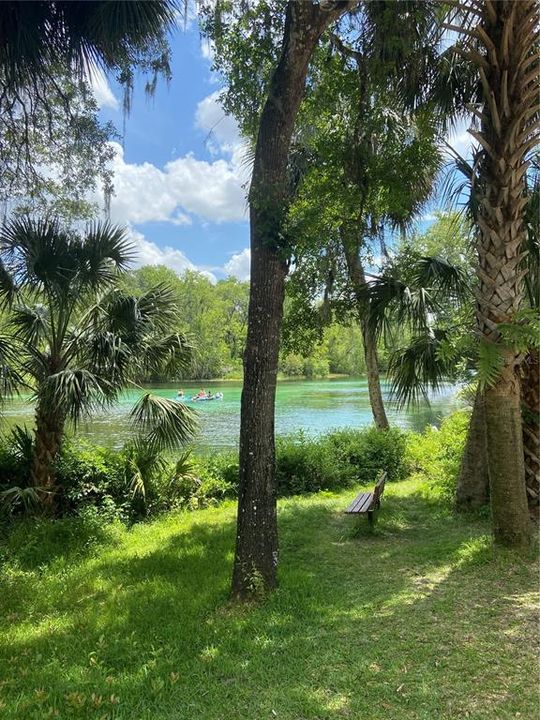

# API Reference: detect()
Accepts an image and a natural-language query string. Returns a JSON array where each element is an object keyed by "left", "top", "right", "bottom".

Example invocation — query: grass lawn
[{"left": 0, "top": 478, "right": 538, "bottom": 720}]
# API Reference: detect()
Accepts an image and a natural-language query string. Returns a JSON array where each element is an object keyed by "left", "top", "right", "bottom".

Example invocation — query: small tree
[{"left": 0, "top": 218, "right": 197, "bottom": 512}]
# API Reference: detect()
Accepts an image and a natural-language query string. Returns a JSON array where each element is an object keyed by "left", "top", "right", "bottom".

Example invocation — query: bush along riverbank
[{"left": 0, "top": 413, "right": 469, "bottom": 529}]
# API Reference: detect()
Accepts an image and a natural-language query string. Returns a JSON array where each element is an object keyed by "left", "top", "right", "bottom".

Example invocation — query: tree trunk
[
  {"left": 466, "top": 0, "right": 538, "bottom": 547},
  {"left": 521, "top": 348, "right": 540, "bottom": 517},
  {"left": 342, "top": 231, "right": 389, "bottom": 430},
  {"left": 232, "top": 0, "right": 351, "bottom": 599},
  {"left": 30, "top": 399, "right": 65, "bottom": 513},
  {"left": 456, "top": 390, "right": 489, "bottom": 511},
  {"left": 360, "top": 317, "right": 389, "bottom": 430},
  {"left": 484, "top": 359, "right": 529, "bottom": 545}
]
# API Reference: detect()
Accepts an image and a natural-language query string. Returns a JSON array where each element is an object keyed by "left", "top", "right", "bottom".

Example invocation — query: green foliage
[
  {"left": 275, "top": 426, "right": 409, "bottom": 496},
  {"left": 477, "top": 339, "right": 504, "bottom": 389},
  {"left": 0, "top": 70, "right": 116, "bottom": 223},
  {"left": 275, "top": 432, "right": 355, "bottom": 496},
  {"left": 406, "top": 410, "right": 469, "bottom": 503},
  {"left": 0, "top": 424, "right": 416, "bottom": 524},
  {"left": 498, "top": 308, "right": 540, "bottom": 353},
  {"left": 122, "top": 266, "right": 362, "bottom": 381},
  {"left": 325, "top": 426, "right": 410, "bottom": 484}
]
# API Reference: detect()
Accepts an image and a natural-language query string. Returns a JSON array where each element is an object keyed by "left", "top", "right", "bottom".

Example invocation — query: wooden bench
[{"left": 344, "top": 470, "right": 387, "bottom": 527}]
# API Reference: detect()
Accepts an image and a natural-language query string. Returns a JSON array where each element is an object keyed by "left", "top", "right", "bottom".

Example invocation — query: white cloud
[
  {"left": 200, "top": 38, "right": 215, "bottom": 62},
  {"left": 446, "top": 117, "right": 479, "bottom": 160},
  {"left": 106, "top": 141, "right": 247, "bottom": 225},
  {"left": 87, "top": 67, "right": 119, "bottom": 110},
  {"left": 195, "top": 90, "right": 241, "bottom": 152},
  {"left": 224, "top": 248, "right": 250, "bottom": 281},
  {"left": 127, "top": 227, "right": 217, "bottom": 283}
]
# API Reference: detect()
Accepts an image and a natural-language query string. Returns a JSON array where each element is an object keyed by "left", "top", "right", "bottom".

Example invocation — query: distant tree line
[{"left": 121, "top": 264, "right": 376, "bottom": 381}]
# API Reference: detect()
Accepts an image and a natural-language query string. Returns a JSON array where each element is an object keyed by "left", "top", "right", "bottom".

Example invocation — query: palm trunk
[
  {"left": 467, "top": 0, "right": 538, "bottom": 546},
  {"left": 30, "top": 399, "right": 65, "bottom": 513},
  {"left": 484, "top": 359, "right": 528, "bottom": 545},
  {"left": 342, "top": 231, "right": 389, "bottom": 430},
  {"left": 232, "top": 0, "right": 351, "bottom": 599},
  {"left": 522, "top": 348, "right": 540, "bottom": 517},
  {"left": 456, "top": 389, "right": 489, "bottom": 511}
]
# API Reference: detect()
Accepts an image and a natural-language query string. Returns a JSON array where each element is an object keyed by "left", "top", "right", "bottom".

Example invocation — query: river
[{"left": 1, "top": 377, "right": 461, "bottom": 453}]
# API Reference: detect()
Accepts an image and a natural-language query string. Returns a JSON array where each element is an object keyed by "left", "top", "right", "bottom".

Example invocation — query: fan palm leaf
[
  {"left": 388, "top": 329, "right": 458, "bottom": 406},
  {"left": 39, "top": 368, "right": 115, "bottom": 426},
  {"left": 130, "top": 393, "right": 198, "bottom": 453},
  {"left": 0, "top": 1, "right": 180, "bottom": 91}
]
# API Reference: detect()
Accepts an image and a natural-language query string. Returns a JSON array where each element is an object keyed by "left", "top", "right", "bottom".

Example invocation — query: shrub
[
  {"left": 405, "top": 410, "right": 469, "bottom": 502},
  {"left": 56, "top": 440, "right": 129, "bottom": 522},
  {"left": 275, "top": 431, "right": 353, "bottom": 495},
  {"left": 0, "top": 420, "right": 460, "bottom": 526},
  {"left": 324, "top": 426, "right": 410, "bottom": 484}
]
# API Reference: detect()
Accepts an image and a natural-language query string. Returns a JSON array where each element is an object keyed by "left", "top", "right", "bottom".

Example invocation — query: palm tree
[
  {"left": 368, "top": 191, "right": 539, "bottom": 514},
  {"left": 0, "top": 218, "right": 197, "bottom": 511},
  {"left": 0, "top": 1, "right": 178, "bottom": 92},
  {"left": 446, "top": 0, "right": 538, "bottom": 545}
]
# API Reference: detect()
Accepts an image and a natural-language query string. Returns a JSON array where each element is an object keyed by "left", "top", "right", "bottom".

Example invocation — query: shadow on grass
[
  {"left": 0, "top": 514, "right": 124, "bottom": 571},
  {"left": 0, "top": 488, "right": 537, "bottom": 720}
]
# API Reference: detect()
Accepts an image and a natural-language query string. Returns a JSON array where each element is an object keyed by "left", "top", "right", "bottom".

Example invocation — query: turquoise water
[{"left": 1, "top": 378, "right": 461, "bottom": 452}]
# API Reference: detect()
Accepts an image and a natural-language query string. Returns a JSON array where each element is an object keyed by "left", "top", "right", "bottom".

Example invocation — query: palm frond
[
  {"left": 136, "top": 283, "right": 179, "bottom": 329},
  {"left": 388, "top": 329, "right": 457, "bottom": 407},
  {"left": 9, "top": 424, "right": 34, "bottom": 464},
  {"left": 367, "top": 273, "right": 438, "bottom": 338},
  {"left": 0, "top": 217, "right": 70, "bottom": 295},
  {"left": 140, "top": 332, "right": 192, "bottom": 378},
  {"left": 412, "top": 255, "right": 470, "bottom": 301},
  {"left": 9, "top": 303, "right": 50, "bottom": 345},
  {"left": 0, "top": 1, "right": 180, "bottom": 92},
  {"left": 0, "top": 485, "right": 43, "bottom": 514},
  {"left": 477, "top": 340, "right": 504, "bottom": 390},
  {"left": 39, "top": 368, "right": 115, "bottom": 425},
  {"left": 129, "top": 393, "right": 198, "bottom": 453},
  {"left": 0, "top": 333, "right": 26, "bottom": 399},
  {"left": 123, "top": 439, "right": 168, "bottom": 500},
  {"left": 77, "top": 222, "right": 135, "bottom": 290},
  {"left": 0, "top": 257, "right": 17, "bottom": 308}
]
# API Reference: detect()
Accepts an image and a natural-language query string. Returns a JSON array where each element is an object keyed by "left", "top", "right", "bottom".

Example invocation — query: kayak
[{"left": 185, "top": 392, "right": 223, "bottom": 402}]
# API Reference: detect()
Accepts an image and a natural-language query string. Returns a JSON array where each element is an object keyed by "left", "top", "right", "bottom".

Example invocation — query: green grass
[{"left": 0, "top": 478, "right": 538, "bottom": 720}]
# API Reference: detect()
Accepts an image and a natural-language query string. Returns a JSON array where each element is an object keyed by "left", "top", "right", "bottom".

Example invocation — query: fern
[
  {"left": 499, "top": 309, "right": 540, "bottom": 353},
  {"left": 477, "top": 340, "right": 504, "bottom": 389}
]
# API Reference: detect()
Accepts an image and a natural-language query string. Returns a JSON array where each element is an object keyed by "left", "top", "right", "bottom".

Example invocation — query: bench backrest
[{"left": 372, "top": 470, "right": 387, "bottom": 505}]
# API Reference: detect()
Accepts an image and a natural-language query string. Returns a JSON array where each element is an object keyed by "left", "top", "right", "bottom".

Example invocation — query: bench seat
[
  {"left": 344, "top": 470, "right": 387, "bottom": 527},
  {"left": 345, "top": 492, "right": 374, "bottom": 514}
]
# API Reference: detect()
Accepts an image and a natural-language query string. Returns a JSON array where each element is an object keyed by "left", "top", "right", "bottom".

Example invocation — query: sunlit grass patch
[{"left": 0, "top": 478, "right": 537, "bottom": 719}]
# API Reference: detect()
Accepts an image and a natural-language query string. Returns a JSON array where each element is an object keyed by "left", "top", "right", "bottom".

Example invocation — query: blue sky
[
  {"left": 90, "top": 23, "right": 250, "bottom": 282},
  {"left": 90, "top": 22, "right": 472, "bottom": 283}
]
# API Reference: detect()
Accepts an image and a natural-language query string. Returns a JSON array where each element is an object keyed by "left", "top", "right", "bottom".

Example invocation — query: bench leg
[{"left": 367, "top": 503, "right": 380, "bottom": 529}]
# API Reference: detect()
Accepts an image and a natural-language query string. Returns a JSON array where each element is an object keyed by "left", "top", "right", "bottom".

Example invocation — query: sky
[{"left": 90, "top": 21, "right": 473, "bottom": 284}]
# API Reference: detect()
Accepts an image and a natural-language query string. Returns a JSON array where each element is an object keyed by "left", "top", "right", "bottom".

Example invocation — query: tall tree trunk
[
  {"left": 456, "top": 389, "right": 489, "bottom": 511},
  {"left": 30, "top": 398, "right": 65, "bottom": 513},
  {"left": 465, "top": 0, "right": 538, "bottom": 546},
  {"left": 522, "top": 348, "right": 540, "bottom": 517},
  {"left": 360, "top": 317, "right": 389, "bottom": 430},
  {"left": 342, "top": 232, "right": 389, "bottom": 430},
  {"left": 232, "top": 0, "right": 351, "bottom": 599}
]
